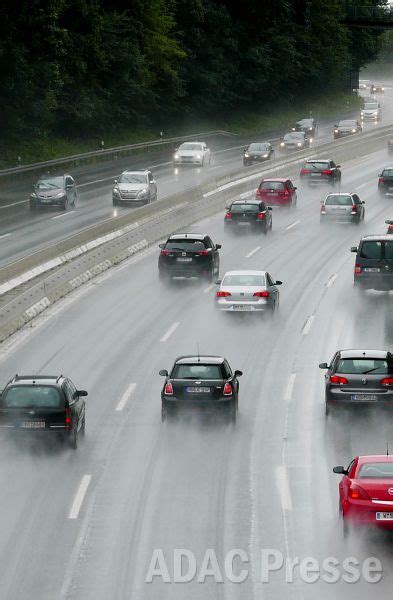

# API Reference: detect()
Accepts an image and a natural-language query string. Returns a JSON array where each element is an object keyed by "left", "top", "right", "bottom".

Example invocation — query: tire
[
  {"left": 144, "top": 194, "right": 151, "bottom": 205},
  {"left": 70, "top": 426, "right": 78, "bottom": 450}
]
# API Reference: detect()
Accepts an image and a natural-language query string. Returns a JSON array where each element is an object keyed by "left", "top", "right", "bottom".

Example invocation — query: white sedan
[{"left": 173, "top": 142, "right": 211, "bottom": 166}]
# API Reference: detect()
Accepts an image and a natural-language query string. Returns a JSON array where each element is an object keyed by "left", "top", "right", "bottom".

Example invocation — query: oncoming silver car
[
  {"left": 215, "top": 270, "right": 282, "bottom": 313},
  {"left": 173, "top": 142, "right": 211, "bottom": 166}
]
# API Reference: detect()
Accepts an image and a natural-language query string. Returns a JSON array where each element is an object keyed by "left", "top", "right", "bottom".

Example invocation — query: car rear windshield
[
  {"left": 382, "top": 169, "right": 393, "bottom": 177},
  {"left": 338, "top": 120, "right": 356, "bottom": 127},
  {"left": 260, "top": 181, "right": 285, "bottom": 191},
  {"left": 36, "top": 177, "right": 64, "bottom": 190},
  {"left": 179, "top": 143, "right": 203, "bottom": 151},
  {"left": 336, "top": 358, "right": 389, "bottom": 375},
  {"left": 231, "top": 204, "right": 259, "bottom": 213},
  {"left": 358, "top": 463, "right": 393, "bottom": 478},
  {"left": 222, "top": 274, "right": 266, "bottom": 286},
  {"left": 297, "top": 120, "right": 312, "bottom": 127},
  {"left": 248, "top": 143, "right": 269, "bottom": 151},
  {"left": 173, "top": 364, "right": 222, "bottom": 379},
  {"left": 119, "top": 173, "right": 147, "bottom": 184},
  {"left": 165, "top": 240, "right": 206, "bottom": 251},
  {"left": 304, "top": 162, "right": 329, "bottom": 170},
  {"left": 2, "top": 386, "right": 63, "bottom": 408},
  {"left": 325, "top": 195, "right": 352, "bottom": 206}
]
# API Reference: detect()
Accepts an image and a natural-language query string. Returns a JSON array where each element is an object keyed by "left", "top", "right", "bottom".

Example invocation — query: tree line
[{"left": 0, "top": 0, "right": 385, "bottom": 142}]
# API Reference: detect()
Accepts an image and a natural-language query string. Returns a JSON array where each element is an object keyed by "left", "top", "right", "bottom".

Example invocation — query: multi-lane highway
[{"left": 0, "top": 113, "right": 393, "bottom": 600}]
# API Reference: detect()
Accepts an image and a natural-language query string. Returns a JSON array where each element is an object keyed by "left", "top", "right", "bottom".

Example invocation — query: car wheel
[
  {"left": 81, "top": 412, "right": 86, "bottom": 436},
  {"left": 144, "top": 194, "right": 151, "bottom": 205},
  {"left": 61, "top": 198, "right": 68, "bottom": 211},
  {"left": 70, "top": 426, "right": 78, "bottom": 450}
]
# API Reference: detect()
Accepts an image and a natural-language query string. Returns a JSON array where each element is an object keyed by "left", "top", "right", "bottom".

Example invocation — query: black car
[
  {"left": 30, "top": 174, "right": 77, "bottom": 211},
  {"left": 300, "top": 158, "right": 341, "bottom": 186},
  {"left": 158, "top": 233, "right": 221, "bottom": 283},
  {"left": 243, "top": 142, "right": 274, "bottom": 166},
  {"left": 334, "top": 120, "right": 362, "bottom": 139},
  {"left": 0, "top": 375, "right": 87, "bottom": 448},
  {"left": 292, "top": 118, "right": 317, "bottom": 137},
  {"left": 378, "top": 167, "right": 393, "bottom": 196},
  {"left": 159, "top": 355, "right": 242, "bottom": 422},
  {"left": 351, "top": 235, "right": 393, "bottom": 291},
  {"left": 224, "top": 200, "right": 272, "bottom": 233},
  {"left": 319, "top": 350, "right": 393, "bottom": 415}
]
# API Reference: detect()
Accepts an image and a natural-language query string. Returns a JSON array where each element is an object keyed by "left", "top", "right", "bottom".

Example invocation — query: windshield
[
  {"left": 165, "top": 240, "right": 206, "bottom": 251},
  {"left": 179, "top": 143, "right": 203, "bottom": 151},
  {"left": 118, "top": 173, "right": 147, "bottom": 184},
  {"left": 36, "top": 177, "right": 64, "bottom": 190},
  {"left": 247, "top": 143, "right": 269, "bottom": 152},
  {"left": 358, "top": 463, "right": 393, "bottom": 478},
  {"left": 296, "top": 120, "right": 312, "bottom": 127},
  {"left": 325, "top": 195, "right": 352, "bottom": 206},
  {"left": 336, "top": 358, "right": 389, "bottom": 375},
  {"left": 304, "top": 162, "right": 329, "bottom": 170},
  {"left": 222, "top": 274, "right": 266, "bottom": 286},
  {"left": 338, "top": 120, "right": 356, "bottom": 127},
  {"left": 2, "top": 385, "right": 63, "bottom": 408},
  {"left": 231, "top": 204, "right": 259, "bottom": 213},
  {"left": 364, "top": 103, "right": 378, "bottom": 109},
  {"left": 284, "top": 133, "right": 303, "bottom": 141},
  {"left": 260, "top": 181, "right": 285, "bottom": 191},
  {"left": 173, "top": 364, "right": 222, "bottom": 379}
]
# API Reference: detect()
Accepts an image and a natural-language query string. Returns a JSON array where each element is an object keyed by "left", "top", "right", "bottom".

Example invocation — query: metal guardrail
[{"left": 0, "top": 130, "right": 237, "bottom": 179}]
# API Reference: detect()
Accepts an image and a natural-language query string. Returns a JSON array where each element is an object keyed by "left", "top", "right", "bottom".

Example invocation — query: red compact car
[
  {"left": 334, "top": 455, "right": 393, "bottom": 536},
  {"left": 256, "top": 178, "right": 297, "bottom": 207}
]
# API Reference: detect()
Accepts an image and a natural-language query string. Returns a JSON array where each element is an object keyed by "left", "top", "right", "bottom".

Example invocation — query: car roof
[
  {"left": 223, "top": 270, "right": 267, "bottom": 276},
  {"left": 261, "top": 177, "right": 288, "bottom": 182},
  {"left": 359, "top": 234, "right": 392, "bottom": 242},
  {"left": 180, "top": 141, "right": 204, "bottom": 145},
  {"left": 338, "top": 349, "right": 390, "bottom": 359},
  {"left": 232, "top": 199, "right": 261, "bottom": 205},
  {"left": 357, "top": 455, "right": 393, "bottom": 465},
  {"left": 175, "top": 355, "right": 225, "bottom": 365},
  {"left": 168, "top": 233, "right": 206, "bottom": 240},
  {"left": 297, "top": 118, "right": 313, "bottom": 123},
  {"left": 6, "top": 374, "right": 64, "bottom": 387},
  {"left": 305, "top": 158, "right": 331, "bottom": 163},
  {"left": 121, "top": 169, "right": 149, "bottom": 175},
  {"left": 338, "top": 119, "right": 356, "bottom": 123}
]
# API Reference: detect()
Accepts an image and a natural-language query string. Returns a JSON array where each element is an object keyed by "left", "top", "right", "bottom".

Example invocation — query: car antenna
[{"left": 197, "top": 343, "right": 200, "bottom": 363}]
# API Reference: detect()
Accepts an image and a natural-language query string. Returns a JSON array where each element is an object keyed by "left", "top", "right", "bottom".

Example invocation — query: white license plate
[
  {"left": 311, "top": 173, "right": 321, "bottom": 177},
  {"left": 39, "top": 198, "right": 52, "bottom": 203},
  {"left": 232, "top": 305, "right": 252, "bottom": 311},
  {"left": 186, "top": 387, "right": 210, "bottom": 393},
  {"left": 176, "top": 257, "right": 192, "bottom": 262},
  {"left": 364, "top": 268, "right": 380, "bottom": 272},
  {"left": 351, "top": 394, "right": 378, "bottom": 402},
  {"left": 21, "top": 421, "right": 45, "bottom": 429},
  {"left": 376, "top": 512, "right": 393, "bottom": 521}
]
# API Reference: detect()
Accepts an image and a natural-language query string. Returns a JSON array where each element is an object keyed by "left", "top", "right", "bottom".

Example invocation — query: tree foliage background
[{"left": 0, "top": 0, "right": 386, "bottom": 141}]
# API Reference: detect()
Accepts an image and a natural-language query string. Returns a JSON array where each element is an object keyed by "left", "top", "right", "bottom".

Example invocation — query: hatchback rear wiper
[
  {"left": 361, "top": 367, "right": 385, "bottom": 374},
  {"left": 167, "top": 247, "right": 193, "bottom": 252}
]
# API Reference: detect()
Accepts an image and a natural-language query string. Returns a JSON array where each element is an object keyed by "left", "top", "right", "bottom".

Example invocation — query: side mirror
[
  {"left": 386, "top": 220, "right": 393, "bottom": 225},
  {"left": 215, "top": 279, "right": 222, "bottom": 285},
  {"left": 275, "top": 280, "right": 282, "bottom": 286},
  {"left": 216, "top": 244, "right": 222, "bottom": 250},
  {"left": 268, "top": 207, "right": 272, "bottom": 211},
  {"left": 361, "top": 201, "right": 365, "bottom": 204},
  {"left": 159, "top": 243, "right": 164, "bottom": 249},
  {"left": 319, "top": 362, "right": 328, "bottom": 369},
  {"left": 378, "top": 173, "right": 382, "bottom": 177},
  {"left": 77, "top": 390, "right": 88, "bottom": 397},
  {"left": 234, "top": 370, "right": 243, "bottom": 377},
  {"left": 66, "top": 184, "right": 73, "bottom": 189},
  {"left": 333, "top": 466, "right": 347, "bottom": 475},
  {"left": 159, "top": 369, "right": 168, "bottom": 377},
  {"left": 350, "top": 246, "right": 358, "bottom": 253}
]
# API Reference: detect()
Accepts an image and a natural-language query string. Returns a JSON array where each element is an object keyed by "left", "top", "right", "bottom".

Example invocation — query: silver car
[
  {"left": 173, "top": 142, "right": 211, "bottom": 166},
  {"left": 320, "top": 192, "right": 365, "bottom": 224},
  {"left": 361, "top": 101, "right": 382, "bottom": 122},
  {"left": 215, "top": 270, "right": 282, "bottom": 313},
  {"left": 112, "top": 170, "right": 157, "bottom": 206}
]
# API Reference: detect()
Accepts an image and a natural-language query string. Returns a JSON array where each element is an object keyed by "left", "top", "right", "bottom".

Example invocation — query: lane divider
[
  {"left": 275, "top": 465, "right": 293, "bottom": 511},
  {"left": 68, "top": 475, "right": 92, "bottom": 520},
  {"left": 160, "top": 321, "right": 179, "bottom": 343},
  {"left": 116, "top": 383, "right": 137, "bottom": 411},
  {"left": 285, "top": 220, "right": 300, "bottom": 231},
  {"left": 245, "top": 246, "right": 262, "bottom": 259},
  {"left": 326, "top": 273, "right": 338, "bottom": 288},
  {"left": 52, "top": 211, "right": 76, "bottom": 220},
  {"left": 302, "top": 315, "right": 315, "bottom": 336}
]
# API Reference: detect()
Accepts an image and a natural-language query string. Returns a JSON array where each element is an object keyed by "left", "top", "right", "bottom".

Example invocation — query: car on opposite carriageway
[
  {"left": 30, "top": 174, "right": 77, "bottom": 211},
  {"left": 334, "top": 120, "right": 362, "bottom": 139},
  {"left": 224, "top": 199, "right": 272, "bottom": 234},
  {"left": 158, "top": 233, "right": 221, "bottom": 283},
  {"left": 243, "top": 142, "right": 274, "bottom": 166},
  {"left": 112, "top": 170, "right": 157, "bottom": 206},
  {"left": 292, "top": 117, "right": 317, "bottom": 137},
  {"left": 279, "top": 131, "right": 312, "bottom": 151}
]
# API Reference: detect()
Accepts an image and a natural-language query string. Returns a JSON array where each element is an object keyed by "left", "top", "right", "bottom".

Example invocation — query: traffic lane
[{"left": 0, "top": 146, "right": 391, "bottom": 598}]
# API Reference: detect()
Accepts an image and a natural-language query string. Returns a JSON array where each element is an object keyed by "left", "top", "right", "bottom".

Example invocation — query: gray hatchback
[
  {"left": 320, "top": 193, "right": 365, "bottom": 224},
  {"left": 319, "top": 349, "right": 393, "bottom": 415}
]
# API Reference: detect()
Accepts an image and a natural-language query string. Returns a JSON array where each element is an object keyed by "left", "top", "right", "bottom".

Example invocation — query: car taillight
[
  {"left": 164, "top": 382, "right": 173, "bottom": 395},
  {"left": 349, "top": 484, "right": 371, "bottom": 500},
  {"left": 329, "top": 375, "right": 348, "bottom": 385},
  {"left": 381, "top": 377, "right": 393, "bottom": 386},
  {"left": 225, "top": 212, "right": 232, "bottom": 219},
  {"left": 65, "top": 407, "right": 72, "bottom": 429},
  {"left": 198, "top": 250, "right": 209, "bottom": 256},
  {"left": 257, "top": 212, "right": 265, "bottom": 220},
  {"left": 321, "top": 169, "right": 333, "bottom": 175},
  {"left": 379, "top": 177, "right": 384, "bottom": 183},
  {"left": 223, "top": 382, "right": 232, "bottom": 395},
  {"left": 300, "top": 169, "right": 310, "bottom": 175},
  {"left": 354, "top": 265, "right": 362, "bottom": 275},
  {"left": 283, "top": 190, "right": 289, "bottom": 195},
  {"left": 320, "top": 204, "right": 326, "bottom": 213},
  {"left": 256, "top": 188, "right": 262, "bottom": 197},
  {"left": 351, "top": 205, "right": 358, "bottom": 214},
  {"left": 253, "top": 290, "right": 269, "bottom": 297},
  {"left": 216, "top": 291, "right": 231, "bottom": 297},
  {"left": 389, "top": 225, "right": 393, "bottom": 232},
  {"left": 160, "top": 249, "right": 170, "bottom": 256}
]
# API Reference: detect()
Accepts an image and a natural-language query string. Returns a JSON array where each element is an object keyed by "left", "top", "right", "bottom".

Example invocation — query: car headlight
[
  {"left": 292, "top": 127, "right": 296, "bottom": 131},
  {"left": 334, "top": 129, "right": 339, "bottom": 133},
  {"left": 138, "top": 188, "right": 148, "bottom": 196},
  {"left": 297, "top": 142, "right": 302, "bottom": 147},
  {"left": 113, "top": 187, "right": 120, "bottom": 195},
  {"left": 263, "top": 154, "right": 268, "bottom": 158},
  {"left": 174, "top": 154, "right": 179, "bottom": 159},
  {"left": 382, "top": 87, "right": 385, "bottom": 91},
  {"left": 352, "top": 128, "right": 356, "bottom": 132},
  {"left": 244, "top": 153, "right": 250, "bottom": 158},
  {"left": 196, "top": 154, "right": 201, "bottom": 160},
  {"left": 280, "top": 142, "right": 285, "bottom": 147},
  {"left": 309, "top": 138, "right": 313, "bottom": 143},
  {"left": 31, "top": 192, "right": 37, "bottom": 198},
  {"left": 309, "top": 127, "right": 313, "bottom": 131},
  {"left": 56, "top": 191, "right": 66, "bottom": 198}
]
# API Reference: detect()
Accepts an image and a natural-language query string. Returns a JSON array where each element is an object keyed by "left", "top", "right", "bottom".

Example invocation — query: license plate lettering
[
  {"left": 186, "top": 387, "right": 210, "bottom": 393},
  {"left": 376, "top": 512, "right": 393, "bottom": 520},
  {"left": 21, "top": 421, "right": 46, "bottom": 429},
  {"left": 176, "top": 257, "right": 192, "bottom": 262},
  {"left": 351, "top": 394, "right": 378, "bottom": 402}
]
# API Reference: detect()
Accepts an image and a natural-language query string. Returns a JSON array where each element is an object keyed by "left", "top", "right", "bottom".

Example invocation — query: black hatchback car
[
  {"left": 30, "top": 174, "right": 77, "bottom": 211},
  {"left": 158, "top": 233, "right": 221, "bottom": 282},
  {"left": 243, "top": 142, "right": 274, "bottom": 166},
  {"left": 0, "top": 375, "right": 87, "bottom": 448},
  {"left": 300, "top": 158, "right": 341, "bottom": 186},
  {"left": 319, "top": 349, "right": 393, "bottom": 415},
  {"left": 351, "top": 235, "right": 393, "bottom": 290},
  {"left": 159, "top": 355, "right": 242, "bottom": 422},
  {"left": 378, "top": 167, "right": 393, "bottom": 196},
  {"left": 224, "top": 200, "right": 272, "bottom": 233}
]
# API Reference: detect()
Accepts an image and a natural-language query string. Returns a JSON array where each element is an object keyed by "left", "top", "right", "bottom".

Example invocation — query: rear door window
[
  {"left": 360, "top": 241, "right": 382, "bottom": 259},
  {"left": 325, "top": 195, "right": 352, "bottom": 206}
]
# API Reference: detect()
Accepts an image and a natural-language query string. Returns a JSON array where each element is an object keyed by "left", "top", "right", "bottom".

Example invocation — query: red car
[
  {"left": 334, "top": 455, "right": 393, "bottom": 536},
  {"left": 256, "top": 178, "right": 297, "bottom": 207}
]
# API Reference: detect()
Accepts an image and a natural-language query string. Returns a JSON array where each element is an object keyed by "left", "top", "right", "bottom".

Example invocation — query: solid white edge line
[
  {"left": 302, "top": 315, "right": 315, "bottom": 336},
  {"left": 52, "top": 210, "right": 76, "bottom": 220},
  {"left": 284, "top": 373, "right": 296, "bottom": 402},
  {"left": 357, "top": 182, "right": 368, "bottom": 190},
  {"left": 326, "top": 273, "right": 338, "bottom": 288},
  {"left": 68, "top": 474, "right": 92, "bottom": 520},
  {"left": 160, "top": 321, "right": 180, "bottom": 342},
  {"left": 285, "top": 220, "right": 300, "bottom": 231},
  {"left": 0, "top": 233, "right": 11, "bottom": 240},
  {"left": 115, "top": 382, "right": 136, "bottom": 411},
  {"left": 245, "top": 246, "right": 262, "bottom": 258},
  {"left": 275, "top": 465, "right": 293, "bottom": 511}
]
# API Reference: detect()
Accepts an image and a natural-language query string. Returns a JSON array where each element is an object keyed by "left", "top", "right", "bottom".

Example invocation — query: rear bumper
[
  {"left": 159, "top": 264, "right": 210, "bottom": 278},
  {"left": 345, "top": 503, "right": 393, "bottom": 530},
  {"left": 320, "top": 214, "right": 358, "bottom": 223},
  {"left": 300, "top": 174, "right": 332, "bottom": 184},
  {"left": 326, "top": 388, "right": 393, "bottom": 406},
  {"left": 354, "top": 275, "right": 393, "bottom": 290},
  {"left": 162, "top": 397, "right": 234, "bottom": 414},
  {"left": 224, "top": 219, "right": 266, "bottom": 228},
  {"left": 173, "top": 158, "right": 203, "bottom": 166},
  {"left": 257, "top": 196, "right": 292, "bottom": 206},
  {"left": 215, "top": 299, "right": 269, "bottom": 312}
]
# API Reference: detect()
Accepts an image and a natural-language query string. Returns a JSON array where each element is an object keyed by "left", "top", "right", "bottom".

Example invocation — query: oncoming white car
[{"left": 173, "top": 142, "right": 211, "bottom": 166}]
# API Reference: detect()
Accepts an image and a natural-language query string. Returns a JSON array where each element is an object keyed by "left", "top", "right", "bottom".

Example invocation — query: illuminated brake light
[
  {"left": 257, "top": 212, "right": 265, "bottom": 220},
  {"left": 379, "top": 177, "right": 385, "bottom": 183},
  {"left": 164, "top": 382, "right": 173, "bottom": 395},
  {"left": 381, "top": 377, "right": 393, "bottom": 386},
  {"left": 330, "top": 375, "right": 348, "bottom": 385},
  {"left": 349, "top": 484, "right": 370, "bottom": 500},
  {"left": 225, "top": 212, "right": 232, "bottom": 219},
  {"left": 321, "top": 169, "right": 333, "bottom": 175},
  {"left": 320, "top": 204, "right": 326, "bottom": 213},
  {"left": 216, "top": 291, "right": 231, "bottom": 297},
  {"left": 351, "top": 205, "right": 358, "bottom": 214},
  {"left": 223, "top": 382, "right": 232, "bottom": 395},
  {"left": 198, "top": 250, "right": 209, "bottom": 256},
  {"left": 301, "top": 169, "right": 311, "bottom": 175},
  {"left": 354, "top": 265, "right": 362, "bottom": 275},
  {"left": 65, "top": 408, "right": 72, "bottom": 429},
  {"left": 253, "top": 290, "right": 269, "bottom": 298},
  {"left": 160, "top": 249, "right": 170, "bottom": 256}
]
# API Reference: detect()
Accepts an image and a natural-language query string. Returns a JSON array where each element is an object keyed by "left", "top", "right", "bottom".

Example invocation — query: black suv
[
  {"left": 224, "top": 199, "right": 272, "bottom": 233},
  {"left": 30, "top": 174, "right": 77, "bottom": 211},
  {"left": 378, "top": 167, "right": 393, "bottom": 196},
  {"left": 0, "top": 375, "right": 87, "bottom": 449},
  {"left": 159, "top": 355, "right": 242, "bottom": 422},
  {"left": 243, "top": 142, "right": 274, "bottom": 166},
  {"left": 292, "top": 118, "right": 317, "bottom": 137},
  {"left": 158, "top": 233, "right": 221, "bottom": 282},
  {"left": 351, "top": 235, "right": 393, "bottom": 291},
  {"left": 300, "top": 158, "right": 341, "bottom": 186}
]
